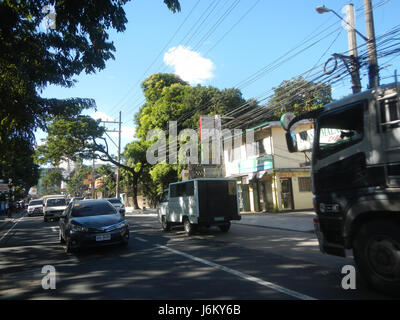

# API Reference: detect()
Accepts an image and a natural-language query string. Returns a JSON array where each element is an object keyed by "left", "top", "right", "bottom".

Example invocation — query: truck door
[{"left": 378, "top": 93, "right": 400, "bottom": 186}]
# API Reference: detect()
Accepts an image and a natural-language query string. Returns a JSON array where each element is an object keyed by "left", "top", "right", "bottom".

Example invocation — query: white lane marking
[
  {"left": 51, "top": 227, "right": 59, "bottom": 233},
  {"left": 154, "top": 243, "right": 317, "bottom": 301},
  {"left": 134, "top": 236, "right": 148, "bottom": 242},
  {"left": 0, "top": 215, "right": 25, "bottom": 242}
]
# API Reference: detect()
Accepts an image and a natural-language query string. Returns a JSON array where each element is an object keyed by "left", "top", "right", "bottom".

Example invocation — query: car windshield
[
  {"left": 29, "top": 200, "right": 42, "bottom": 206},
  {"left": 107, "top": 199, "right": 121, "bottom": 204},
  {"left": 71, "top": 202, "right": 117, "bottom": 217},
  {"left": 47, "top": 199, "right": 66, "bottom": 206}
]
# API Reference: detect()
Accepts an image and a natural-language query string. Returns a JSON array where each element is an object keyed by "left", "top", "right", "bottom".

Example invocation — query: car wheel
[
  {"left": 184, "top": 218, "right": 196, "bottom": 236},
  {"left": 353, "top": 220, "right": 400, "bottom": 297},
  {"left": 219, "top": 222, "right": 231, "bottom": 233},
  {"left": 65, "top": 239, "right": 76, "bottom": 253},
  {"left": 161, "top": 216, "right": 171, "bottom": 231}
]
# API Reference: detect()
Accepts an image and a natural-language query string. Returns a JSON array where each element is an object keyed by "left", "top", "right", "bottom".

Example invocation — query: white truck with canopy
[{"left": 158, "top": 178, "right": 241, "bottom": 236}]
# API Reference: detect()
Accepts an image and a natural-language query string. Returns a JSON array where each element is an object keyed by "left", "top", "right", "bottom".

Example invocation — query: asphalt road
[{"left": 0, "top": 211, "right": 394, "bottom": 301}]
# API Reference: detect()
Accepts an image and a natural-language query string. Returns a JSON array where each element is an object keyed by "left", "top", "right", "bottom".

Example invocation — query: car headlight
[
  {"left": 70, "top": 223, "right": 88, "bottom": 233},
  {"left": 116, "top": 220, "right": 129, "bottom": 229}
]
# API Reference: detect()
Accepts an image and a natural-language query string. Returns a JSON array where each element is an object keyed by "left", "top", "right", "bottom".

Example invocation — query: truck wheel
[
  {"left": 219, "top": 222, "right": 231, "bottom": 233},
  {"left": 161, "top": 216, "right": 171, "bottom": 232},
  {"left": 353, "top": 220, "right": 400, "bottom": 297},
  {"left": 184, "top": 218, "right": 196, "bottom": 236}
]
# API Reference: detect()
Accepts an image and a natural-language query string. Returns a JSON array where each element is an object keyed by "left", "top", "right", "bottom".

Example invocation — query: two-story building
[{"left": 223, "top": 120, "right": 313, "bottom": 212}]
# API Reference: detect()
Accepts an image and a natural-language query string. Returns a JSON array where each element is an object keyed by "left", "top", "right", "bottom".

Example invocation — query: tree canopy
[{"left": 0, "top": 0, "right": 181, "bottom": 193}]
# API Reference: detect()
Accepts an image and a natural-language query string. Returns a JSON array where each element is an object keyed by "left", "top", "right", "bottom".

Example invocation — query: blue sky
[{"left": 38, "top": 0, "right": 400, "bottom": 158}]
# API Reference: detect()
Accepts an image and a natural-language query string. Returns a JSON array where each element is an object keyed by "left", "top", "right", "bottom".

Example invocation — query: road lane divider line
[
  {"left": 154, "top": 243, "right": 317, "bottom": 301},
  {"left": 134, "top": 236, "right": 148, "bottom": 242},
  {"left": 0, "top": 215, "right": 25, "bottom": 243}
]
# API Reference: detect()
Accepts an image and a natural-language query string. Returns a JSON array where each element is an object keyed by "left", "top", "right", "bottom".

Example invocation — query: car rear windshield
[
  {"left": 29, "top": 200, "right": 42, "bottom": 206},
  {"left": 107, "top": 199, "right": 121, "bottom": 204},
  {"left": 46, "top": 199, "right": 66, "bottom": 206},
  {"left": 71, "top": 202, "right": 117, "bottom": 217}
]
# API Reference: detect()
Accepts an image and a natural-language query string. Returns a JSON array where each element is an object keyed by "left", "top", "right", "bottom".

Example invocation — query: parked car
[
  {"left": 43, "top": 196, "right": 67, "bottom": 222},
  {"left": 59, "top": 199, "right": 129, "bottom": 252},
  {"left": 27, "top": 199, "right": 43, "bottom": 216},
  {"left": 104, "top": 198, "right": 125, "bottom": 216}
]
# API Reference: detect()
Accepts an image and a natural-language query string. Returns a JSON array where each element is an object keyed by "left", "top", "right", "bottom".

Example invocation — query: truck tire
[
  {"left": 184, "top": 218, "right": 196, "bottom": 236},
  {"left": 161, "top": 216, "right": 171, "bottom": 232},
  {"left": 219, "top": 222, "right": 231, "bottom": 233},
  {"left": 353, "top": 220, "right": 400, "bottom": 297}
]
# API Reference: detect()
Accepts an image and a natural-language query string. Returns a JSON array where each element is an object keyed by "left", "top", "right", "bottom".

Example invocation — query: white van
[
  {"left": 157, "top": 178, "right": 241, "bottom": 235},
  {"left": 43, "top": 195, "right": 67, "bottom": 222}
]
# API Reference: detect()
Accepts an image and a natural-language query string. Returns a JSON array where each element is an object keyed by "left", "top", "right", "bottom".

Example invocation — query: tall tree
[
  {"left": 0, "top": 0, "right": 181, "bottom": 190},
  {"left": 267, "top": 77, "right": 332, "bottom": 120}
]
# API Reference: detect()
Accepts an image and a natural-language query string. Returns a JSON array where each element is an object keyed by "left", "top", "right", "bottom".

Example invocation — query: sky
[{"left": 37, "top": 0, "right": 400, "bottom": 160}]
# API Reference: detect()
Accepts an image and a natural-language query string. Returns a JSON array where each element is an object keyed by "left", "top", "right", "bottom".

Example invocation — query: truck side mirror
[{"left": 286, "top": 131, "right": 298, "bottom": 153}]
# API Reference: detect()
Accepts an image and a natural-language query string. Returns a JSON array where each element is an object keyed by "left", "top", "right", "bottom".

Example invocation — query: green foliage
[
  {"left": 96, "top": 164, "right": 116, "bottom": 198},
  {"left": 0, "top": 0, "right": 181, "bottom": 197},
  {"left": 66, "top": 164, "right": 91, "bottom": 197},
  {"left": 42, "top": 168, "right": 64, "bottom": 195},
  {"left": 267, "top": 76, "right": 332, "bottom": 120}
]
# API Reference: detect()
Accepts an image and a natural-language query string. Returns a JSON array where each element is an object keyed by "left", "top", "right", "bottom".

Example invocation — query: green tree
[
  {"left": 267, "top": 77, "right": 332, "bottom": 120},
  {"left": 66, "top": 164, "right": 91, "bottom": 197},
  {"left": 97, "top": 164, "right": 116, "bottom": 198},
  {"left": 0, "top": 0, "right": 181, "bottom": 195},
  {"left": 42, "top": 168, "right": 64, "bottom": 195}
]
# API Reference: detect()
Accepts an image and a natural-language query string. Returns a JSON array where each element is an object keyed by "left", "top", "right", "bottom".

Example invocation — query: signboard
[
  {"left": 0, "top": 184, "right": 9, "bottom": 192},
  {"left": 295, "top": 128, "right": 342, "bottom": 152},
  {"left": 238, "top": 155, "right": 273, "bottom": 174}
]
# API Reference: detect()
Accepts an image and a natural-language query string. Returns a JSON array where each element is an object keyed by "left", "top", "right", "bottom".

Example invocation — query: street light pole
[{"left": 316, "top": 4, "right": 362, "bottom": 94}]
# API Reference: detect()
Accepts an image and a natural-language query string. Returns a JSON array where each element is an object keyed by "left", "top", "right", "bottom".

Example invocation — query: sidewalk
[{"left": 125, "top": 207, "right": 316, "bottom": 233}]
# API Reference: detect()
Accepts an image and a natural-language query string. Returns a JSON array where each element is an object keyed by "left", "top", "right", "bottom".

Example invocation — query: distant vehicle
[
  {"left": 158, "top": 178, "right": 241, "bottom": 236},
  {"left": 104, "top": 198, "right": 125, "bottom": 216},
  {"left": 69, "top": 197, "right": 84, "bottom": 203},
  {"left": 43, "top": 195, "right": 67, "bottom": 222},
  {"left": 27, "top": 199, "right": 43, "bottom": 216},
  {"left": 59, "top": 199, "right": 129, "bottom": 252}
]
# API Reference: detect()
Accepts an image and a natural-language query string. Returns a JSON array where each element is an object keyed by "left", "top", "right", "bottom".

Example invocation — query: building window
[{"left": 298, "top": 177, "right": 312, "bottom": 192}]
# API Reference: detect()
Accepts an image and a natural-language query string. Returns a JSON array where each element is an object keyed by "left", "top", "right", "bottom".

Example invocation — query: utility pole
[
  {"left": 116, "top": 111, "right": 122, "bottom": 199},
  {"left": 364, "top": 0, "right": 379, "bottom": 89},
  {"left": 100, "top": 113, "right": 122, "bottom": 199},
  {"left": 345, "top": 4, "right": 362, "bottom": 93},
  {"left": 91, "top": 154, "right": 95, "bottom": 199}
]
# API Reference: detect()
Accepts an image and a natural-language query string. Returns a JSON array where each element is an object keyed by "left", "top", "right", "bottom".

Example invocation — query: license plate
[
  {"left": 214, "top": 217, "right": 224, "bottom": 221},
  {"left": 96, "top": 234, "right": 111, "bottom": 241}
]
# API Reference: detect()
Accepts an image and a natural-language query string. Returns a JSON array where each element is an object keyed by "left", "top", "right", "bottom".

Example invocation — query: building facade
[{"left": 223, "top": 120, "right": 313, "bottom": 212}]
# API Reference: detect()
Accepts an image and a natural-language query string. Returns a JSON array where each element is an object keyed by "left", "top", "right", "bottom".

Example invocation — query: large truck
[{"left": 282, "top": 82, "right": 400, "bottom": 296}]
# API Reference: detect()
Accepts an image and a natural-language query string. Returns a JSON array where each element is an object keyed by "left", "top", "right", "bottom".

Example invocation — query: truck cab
[{"left": 283, "top": 82, "right": 400, "bottom": 296}]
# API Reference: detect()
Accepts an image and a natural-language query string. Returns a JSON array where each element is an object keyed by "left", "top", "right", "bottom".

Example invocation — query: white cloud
[
  {"left": 163, "top": 45, "right": 215, "bottom": 85},
  {"left": 90, "top": 111, "right": 136, "bottom": 140},
  {"left": 91, "top": 111, "right": 115, "bottom": 122}
]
